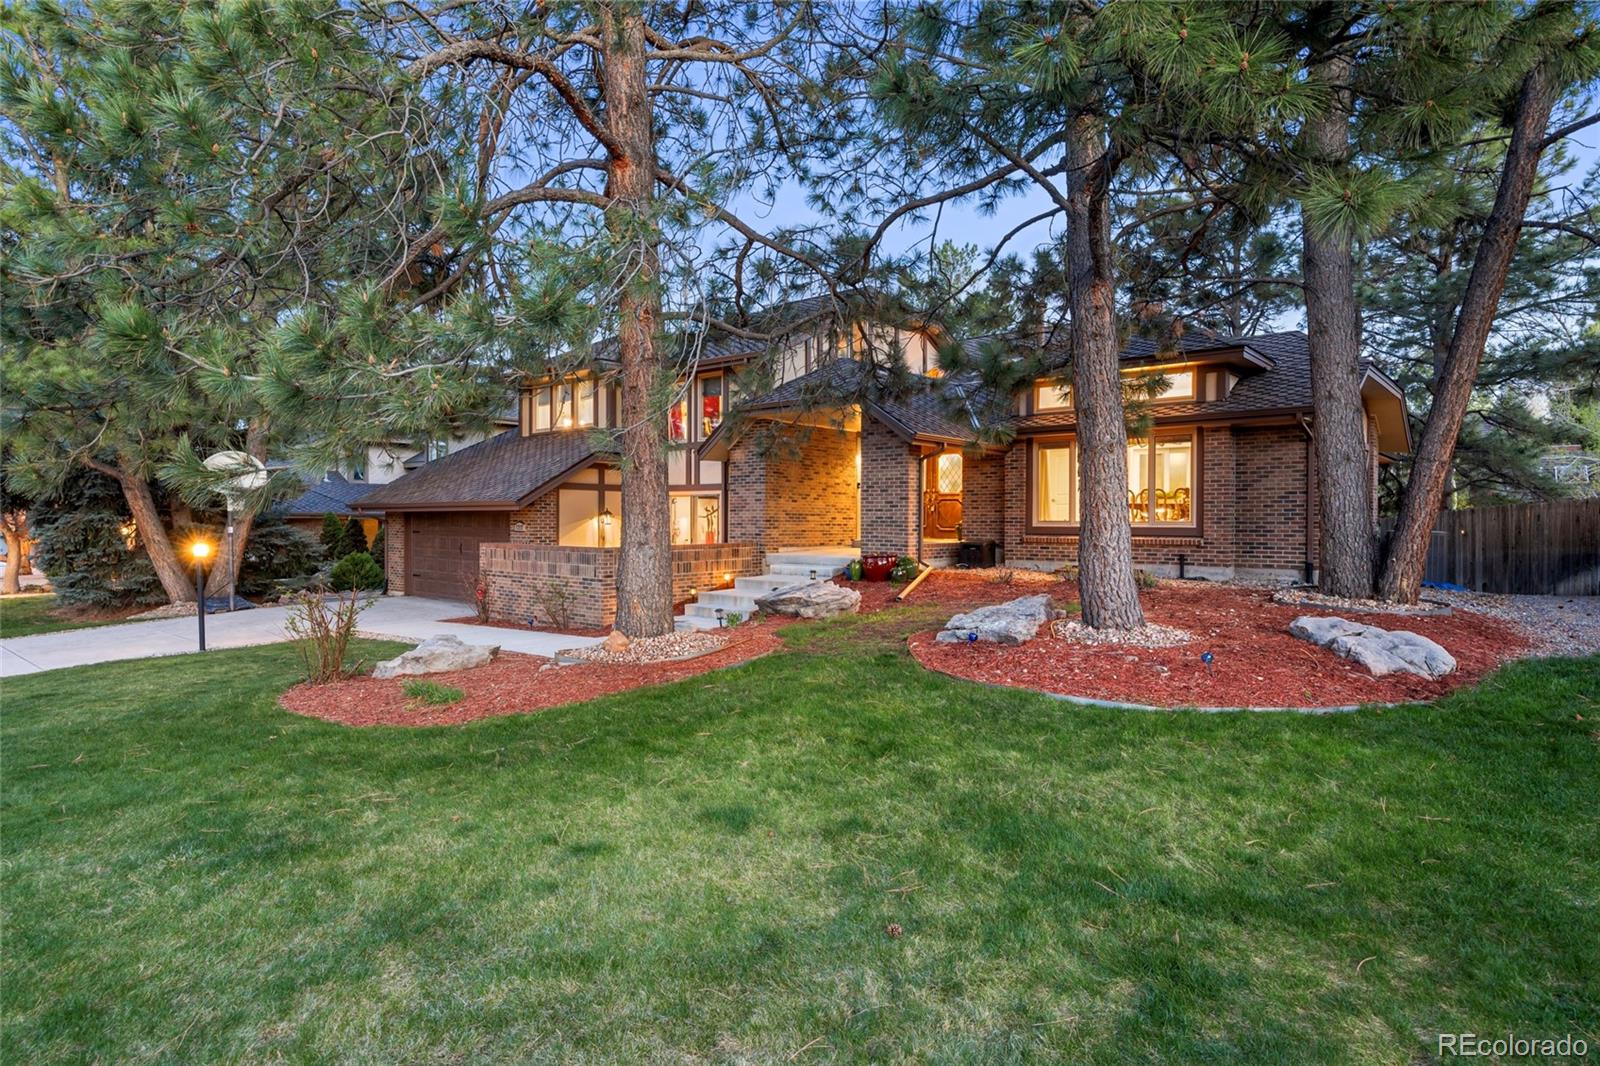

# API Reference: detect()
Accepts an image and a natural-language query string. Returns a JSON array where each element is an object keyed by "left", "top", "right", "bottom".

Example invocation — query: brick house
[{"left": 355, "top": 302, "right": 1409, "bottom": 628}]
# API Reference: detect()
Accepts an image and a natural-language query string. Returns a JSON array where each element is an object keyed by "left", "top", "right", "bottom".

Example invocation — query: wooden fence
[{"left": 1401, "top": 499, "right": 1600, "bottom": 595}]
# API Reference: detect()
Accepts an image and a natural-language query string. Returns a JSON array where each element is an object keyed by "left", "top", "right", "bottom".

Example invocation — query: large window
[
  {"left": 1033, "top": 432, "right": 1196, "bottom": 529},
  {"left": 671, "top": 493, "right": 721, "bottom": 545},
  {"left": 556, "top": 467, "right": 623, "bottom": 546}
]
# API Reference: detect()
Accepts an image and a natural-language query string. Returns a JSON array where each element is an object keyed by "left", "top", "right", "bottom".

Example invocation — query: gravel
[
  {"left": 557, "top": 629, "right": 730, "bottom": 664},
  {"left": 1422, "top": 589, "right": 1600, "bottom": 656},
  {"left": 1269, "top": 587, "right": 1448, "bottom": 616},
  {"left": 1051, "top": 619, "right": 1196, "bottom": 648}
]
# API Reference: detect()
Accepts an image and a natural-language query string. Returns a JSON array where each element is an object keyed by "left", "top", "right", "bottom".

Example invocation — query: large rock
[
  {"left": 935, "top": 594, "right": 1052, "bottom": 645},
  {"left": 754, "top": 581, "right": 861, "bottom": 620},
  {"left": 372, "top": 635, "right": 499, "bottom": 679},
  {"left": 1289, "top": 615, "right": 1456, "bottom": 679}
]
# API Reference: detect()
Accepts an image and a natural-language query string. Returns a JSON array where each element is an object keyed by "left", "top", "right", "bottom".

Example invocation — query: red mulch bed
[
  {"left": 279, "top": 624, "right": 786, "bottom": 727},
  {"left": 439, "top": 616, "right": 609, "bottom": 638},
  {"left": 908, "top": 579, "right": 1531, "bottom": 710}
]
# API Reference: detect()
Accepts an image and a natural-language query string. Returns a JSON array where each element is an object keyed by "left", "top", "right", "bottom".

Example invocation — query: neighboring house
[
  {"left": 274, "top": 472, "right": 382, "bottom": 545},
  {"left": 342, "top": 402, "right": 520, "bottom": 485},
  {"left": 357, "top": 301, "right": 1409, "bottom": 628}
]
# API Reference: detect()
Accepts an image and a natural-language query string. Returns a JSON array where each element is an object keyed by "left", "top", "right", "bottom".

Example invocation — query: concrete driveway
[{"left": 0, "top": 596, "right": 602, "bottom": 678}]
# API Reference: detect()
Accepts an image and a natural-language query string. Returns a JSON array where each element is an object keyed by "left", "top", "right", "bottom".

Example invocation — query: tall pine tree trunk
[
  {"left": 1301, "top": 50, "right": 1376, "bottom": 599},
  {"left": 2, "top": 523, "right": 22, "bottom": 595},
  {"left": 602, "top": 3, "right": 673, "bottom": 637},
  {"left": 1380, "top": 64, "right": 1557, "bottom": 603},
  {"left": 1065, "top": 112, "right": 1145, "bottom": 630},
  {"left": 115, "top": 463, "right": 195, "bottom": 603}
]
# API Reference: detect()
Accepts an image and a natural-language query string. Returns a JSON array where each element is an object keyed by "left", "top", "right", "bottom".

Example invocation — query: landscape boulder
[
  {"left": 754, "top": 581, "right": 861, "bottom": 620},
  {"left": 603, "top": 630, "right": 631, "bottom": 653},
  {"left": 935, "top": 594, "right": 1052, "bottom": 645},
  {"left": 1289, "top": 615, "right": 1456, "bottom": 679},
  {"left": 373, "top": 635, "right": 499, "bottom": 679}
]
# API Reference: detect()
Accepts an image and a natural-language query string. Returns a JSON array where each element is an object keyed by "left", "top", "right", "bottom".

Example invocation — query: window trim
[{"left": 1025, "top": 429, "right": 1202, "bottom": 536}]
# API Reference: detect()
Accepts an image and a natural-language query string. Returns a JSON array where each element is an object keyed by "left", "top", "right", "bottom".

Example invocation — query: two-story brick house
[{"left": 355, "top": 299, "right": 1408, "bottom": 628}]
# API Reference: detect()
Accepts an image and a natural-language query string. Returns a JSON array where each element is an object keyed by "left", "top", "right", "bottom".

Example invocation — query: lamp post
[{"left": 190, "top": 540, "right": 211, "bottom": 651}]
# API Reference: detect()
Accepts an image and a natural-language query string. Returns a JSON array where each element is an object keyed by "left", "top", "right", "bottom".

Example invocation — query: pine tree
[
  {"left": 826, "top": 2, "right": 1307, "bottom": 628},
  {"left": 339, "top": 518, "right": 368, "bottom": 559},
  {"left": 320, "top": 514, "right": 346, "bottom": 560},
  {"left": 1, "top": 0, "right": 415, "bottom": 603}
]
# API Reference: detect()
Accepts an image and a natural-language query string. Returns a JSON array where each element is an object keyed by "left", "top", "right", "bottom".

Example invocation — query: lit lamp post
[{"left": 190, "top": 540, "right": 212, "bottom": 651}]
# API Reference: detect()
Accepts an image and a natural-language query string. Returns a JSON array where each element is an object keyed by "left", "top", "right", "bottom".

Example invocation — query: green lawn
[
  {"left": 3, "top": 616, "right": 1597, "bottom": 1063},
  {"left": 0, "top": 593, "right": 129, "bottom": 639}
]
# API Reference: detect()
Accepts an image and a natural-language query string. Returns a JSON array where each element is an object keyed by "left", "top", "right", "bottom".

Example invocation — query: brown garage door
[{"left": 407, "top": 512, "right": 510, "bottom": 600}]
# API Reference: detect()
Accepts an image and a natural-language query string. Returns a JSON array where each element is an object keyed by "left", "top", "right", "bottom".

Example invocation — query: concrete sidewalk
[{"left": 0, "top": 596, "right": 602, "bottom": 678}]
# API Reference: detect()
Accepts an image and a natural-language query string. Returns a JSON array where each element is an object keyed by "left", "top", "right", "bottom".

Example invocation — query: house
[
  {"left": 274, "top": 472, "right": 382, "bottom": 545},
  {"left": 355, "top": 300, "right": 1409, "bottom": 628}
]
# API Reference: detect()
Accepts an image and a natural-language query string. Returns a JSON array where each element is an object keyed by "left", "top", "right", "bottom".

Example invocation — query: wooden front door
[
  {"left": 923, "top": 452, "right": 964, "bottom": 539},
  {"left": 407, "top": 512, "right": 510, "bottom": 600}
]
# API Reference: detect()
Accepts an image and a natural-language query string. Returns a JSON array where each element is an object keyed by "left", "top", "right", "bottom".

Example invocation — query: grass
[
  {"left": 0, "top": 593, "right": 133, "bottom": 639},
  {"left": 2, "top": 626, "right": 1597, "bottom": 1063},
  {"left": 402, "top": 678, "right": 465, "bottom": 706}
]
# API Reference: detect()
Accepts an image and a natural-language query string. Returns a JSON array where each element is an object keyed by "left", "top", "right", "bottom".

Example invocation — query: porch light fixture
[
  {"left": 189, "top": 540, "right": 213, "bottom": 651},
  {"left": 597, "top": 507, "right": 614, "bottom": 548},
  {"left": 809, "top": 569, "right": 818, "bottom": 582}
]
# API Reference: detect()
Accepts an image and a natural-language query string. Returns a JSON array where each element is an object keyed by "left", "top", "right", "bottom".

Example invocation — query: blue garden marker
[{"left": 1201, "top": 650, "right": 1214, "bottom": 674}]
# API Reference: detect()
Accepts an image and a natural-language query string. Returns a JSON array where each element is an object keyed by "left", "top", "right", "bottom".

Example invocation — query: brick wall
[
  {"left": 479, "top": 542, "right": 760, "bottom": 629},
  {"left": 729, "top": 424, "right": 858, "bottom": 552},
  {"left": 859, "top": 418, "right": 918, "bottom": 556},
  {"left": 959, "top": 451, "right": 1006, "bottom": 542},
  {"left": 1233, "top": 424, "right": 1314, "bottom": 578},
  {"left": 509, "top": 493, "right": 558, "bottom": 544},
  {"left": 384, "top": 513, "right": 408, "bottom": 593}
]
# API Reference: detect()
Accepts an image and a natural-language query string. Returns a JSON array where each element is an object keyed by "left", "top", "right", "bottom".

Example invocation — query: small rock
[
  {"left": 603, "top": 629, "right": 630, "bottom": 653},
  {"left": 1290, "top": 615, "right": 1456, "bottom": 679},
  {"left": 935, "top": 594, "right": 1051, "bottom": 645},
  {"left": 372, "top": 635, "right": 498, "bottom": 679},
  {"left": 755, "top": 581, "right": 861, "bottom": 620}
]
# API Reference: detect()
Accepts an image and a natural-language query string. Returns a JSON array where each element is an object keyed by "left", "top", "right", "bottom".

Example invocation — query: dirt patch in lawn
[
  {"left": 279, "top": 623, "right": 786, "bottom": 727},
  {"left": 908, "top": 579, "right": 1531, "bottom": 710}
]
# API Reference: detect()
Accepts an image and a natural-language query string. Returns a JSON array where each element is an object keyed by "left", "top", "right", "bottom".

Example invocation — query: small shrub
[
  {"left": 338, "top": 517, "right": 369, "bottom": 558},
  {"left": 1135, "top": 568, "right": 1159, "bottom": 590},
  {"left": 403, "top": 679, "right": 464, "bottom": 706},
  {"left": 284, "top": 588, "right": 371, "bottom": 683},
  {"left": 722, "top": 610, "right": 743, "bottom": 627},
  {"left": 1056, "top": 563, "right": 1080, "bottom": 582},
  {"left": 329, "top": 551, "right": 384, "bottom": 591},
  {"left": 889, "top": 555, "right": 919, "bottom": 583},
  {"left": 319, "top": 513, "right": 345, "bottom": 557},
  {"left": 463, "top": 571, "right": 490, "bottom": 622},
  {"left": 533, "top": 579, "right": 574, "bottom": 630},
  {"left": 991, "top": 566, "right": 1017, "bottom": 585}
]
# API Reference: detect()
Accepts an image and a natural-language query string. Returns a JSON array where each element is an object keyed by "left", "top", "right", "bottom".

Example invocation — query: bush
[
  {"left": 319, "top": 513, "right": 345, "bottom": 557},
  {"left": 1135, "top": 568, "right": 1159, "bottom": 590},
  {"left": 29, "top": 471, "right": 164, "bottom": 610},
  {"left": 237, "top": 517, "right": 325, "bottom": 598},
  {"left": 338, "top": 517, "right": 368, "bottom": 558},
  {"left": 329, "top": 551, "right": 384, "bottom": 591},
  {"left": 284, "top": 589, "right": 370, "bottom": 683}
]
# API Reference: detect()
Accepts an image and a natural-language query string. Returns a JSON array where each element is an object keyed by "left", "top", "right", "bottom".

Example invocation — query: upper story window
[
  {"left": 1034, "top": 380, "right": 1071, "bottom": 411},
  {"left": 523, "top": 377, "right": 609, "bottom": 435},
  {"left": 699, "top": 374, "right": 723, "bottom": 437},
  {"left": 425, "top": 440, "right": 449, "bottom": 461},
  {"left": 1136, "top": 369, "right": 1195, "bottom": 402}
]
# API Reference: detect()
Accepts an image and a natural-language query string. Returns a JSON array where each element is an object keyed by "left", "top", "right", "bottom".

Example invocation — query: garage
[{"left": 405, "top": 512, "right": 510, "bottom": 600}]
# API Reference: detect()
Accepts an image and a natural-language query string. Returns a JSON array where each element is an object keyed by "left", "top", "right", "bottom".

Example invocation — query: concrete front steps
[{"left": 676, "top": 548, "right": 858, "bottom": 630}]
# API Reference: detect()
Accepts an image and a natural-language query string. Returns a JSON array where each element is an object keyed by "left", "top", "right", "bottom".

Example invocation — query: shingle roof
[
  {"left": 1017, "top": 331, "right": 1319, "bottom": 431},
  {"left": 354, "top": 428, "right": 613, "bottom": 511},
  {"left": 274, "top": 473, "right": 373, "bottom": 518},
  {"left": 740, "top": 358, "right": 990, "bottom": 444}
]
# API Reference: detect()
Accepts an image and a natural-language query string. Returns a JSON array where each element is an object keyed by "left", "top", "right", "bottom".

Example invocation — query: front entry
[{"left": 923, "top": 452, "right": 964, "bottom": 539}]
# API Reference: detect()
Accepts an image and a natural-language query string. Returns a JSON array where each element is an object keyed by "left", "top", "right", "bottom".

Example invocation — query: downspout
[
  {"left": 1298, "top": 414, "right": 1315, "bottom": 584},
  {"left": 914, "top": 447, "right": 926, "bottom": 563}
]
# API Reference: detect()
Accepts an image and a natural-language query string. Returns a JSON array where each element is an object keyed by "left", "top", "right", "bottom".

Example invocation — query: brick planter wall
[{"left": 479, "top": 542, "right": 760, "bottom": 629}]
